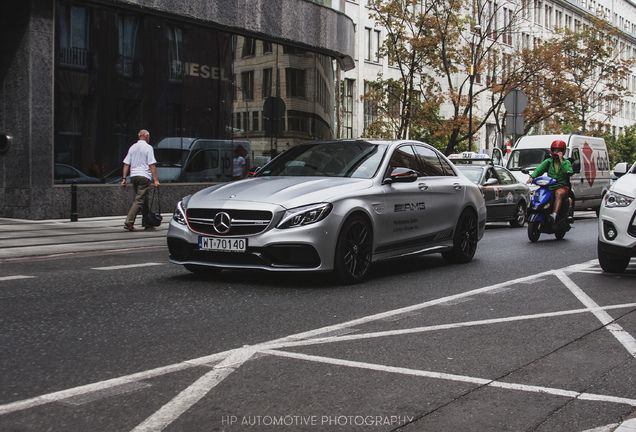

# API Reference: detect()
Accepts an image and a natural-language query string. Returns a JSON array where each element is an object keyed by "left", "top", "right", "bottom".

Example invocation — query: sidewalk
[{"left": 0, "top": 214, "right": 170, "bottom": 260}]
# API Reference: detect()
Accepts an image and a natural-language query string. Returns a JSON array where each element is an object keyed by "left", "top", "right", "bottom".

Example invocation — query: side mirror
[
  {"left": 484, "top": 178, "right": 498, "bottom": 186},
  {"left": 491, "top": 148, "right": 505, "bottom": 166},
  {"left": 613, "top": 162, "right": 629, "bottom": 178},
  {"left": 385, "top": 168, "right": 418, "bottom": 183}
]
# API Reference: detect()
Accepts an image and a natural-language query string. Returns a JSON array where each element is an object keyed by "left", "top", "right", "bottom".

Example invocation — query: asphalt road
[{"left": 0, "top": 213, "right": 635, "bottom": 432}]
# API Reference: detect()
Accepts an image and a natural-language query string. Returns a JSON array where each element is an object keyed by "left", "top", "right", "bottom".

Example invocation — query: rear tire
[
  {"left": 528, "top": 221, "right": 541, "bottom": 242},
  {"left": 555, "top": 228, "right": 567, "bottom": 240},
  {"left": 510, "top": 201, "right": 527, "bottom": 228},
  {"left": 597, "top": 241, "right": 630, "bottom": 273},
  {"left": 442, "top": 209, "right": 478, "bottom": 264},
  {"left": 333, "top": 215, "right": 373, "bottom": 284}
]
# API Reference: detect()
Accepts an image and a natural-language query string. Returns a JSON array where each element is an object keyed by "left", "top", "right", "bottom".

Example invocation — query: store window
[{"left": 54, "top": 1, "right": 335, "bottom": 183}]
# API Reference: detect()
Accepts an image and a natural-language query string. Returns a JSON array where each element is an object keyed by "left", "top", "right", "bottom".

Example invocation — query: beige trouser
[{"left": 125, "top": 176, "right": 150, "bottom": 226}]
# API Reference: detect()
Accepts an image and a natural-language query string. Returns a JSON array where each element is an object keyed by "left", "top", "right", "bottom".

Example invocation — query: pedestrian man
[{"left": 121, "top": 129, "right": 160, "bottom": 231}]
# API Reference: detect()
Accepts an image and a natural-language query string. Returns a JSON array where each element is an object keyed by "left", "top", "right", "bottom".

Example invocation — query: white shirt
[
  {"left": 123, "top": 140, "right": 157, "bottom": 180},
  {"left": 233, "top": 156, "right": 245, "bottom": 177}
]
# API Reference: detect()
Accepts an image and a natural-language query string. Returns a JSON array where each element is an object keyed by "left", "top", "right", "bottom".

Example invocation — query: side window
[
  {"left": 571, "top": 148, "right": 581, "bottom": 173},
  {"left": 495, "top": 167, "right": 515, "bottom": 184},
  {"left": 186, "top": 149, "right": 219, "bottom": 173},
  {"left": 485, "top": 167, "right": 499, "bottom": 183},
  {"left": 413, "top": 145, "right": 445, "bottom": 176},
  {"left": 438, "top": 156, "right": 457, "bottom": 176},
  {"left": 387, "top": 145, "right": 422, "bottom": 175}
]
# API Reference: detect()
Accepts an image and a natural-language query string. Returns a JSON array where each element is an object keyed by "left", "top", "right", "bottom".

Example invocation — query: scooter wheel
[
  {"left": 528, "top": 221, "right": 541, "bottom": 242},
  {"left": 555, "top": 229, "right": 567, "bottom": 240}
]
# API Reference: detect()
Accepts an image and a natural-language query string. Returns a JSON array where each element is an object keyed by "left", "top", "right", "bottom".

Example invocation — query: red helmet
[{"left": 551, "top": 140, "right": 566, "bottom": 153}]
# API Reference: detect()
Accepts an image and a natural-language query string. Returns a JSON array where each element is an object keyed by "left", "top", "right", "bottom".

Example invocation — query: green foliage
[{"left": 608, "top": 125, "right": 636, "bottom": 165}]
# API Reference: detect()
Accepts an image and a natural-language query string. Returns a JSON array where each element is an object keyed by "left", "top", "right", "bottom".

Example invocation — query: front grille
[
  {"left": 168, "top": 237, "right": 321, "bottom": 269},
  {"left": 186, "top": 208, "right": 272, "bottom": 236}
]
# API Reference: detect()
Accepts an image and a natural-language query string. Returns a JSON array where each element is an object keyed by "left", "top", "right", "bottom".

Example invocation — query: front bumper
[{"left": 598, "top": 202, "right": 636, "bottom": 259}]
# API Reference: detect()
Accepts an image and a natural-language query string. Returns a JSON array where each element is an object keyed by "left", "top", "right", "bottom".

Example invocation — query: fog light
[{"left": 603, "top": 220, "right": 618, "bottom": 241}]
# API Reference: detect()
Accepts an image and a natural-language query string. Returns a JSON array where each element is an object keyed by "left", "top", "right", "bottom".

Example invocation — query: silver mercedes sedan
[{"left": 167, "top": 139, "right": 487, "bottom": 284}]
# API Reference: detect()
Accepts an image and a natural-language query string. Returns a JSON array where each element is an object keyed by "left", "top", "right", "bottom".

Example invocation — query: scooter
[{"left": 525, "top": 175, "right": 574, "bottom": 242}]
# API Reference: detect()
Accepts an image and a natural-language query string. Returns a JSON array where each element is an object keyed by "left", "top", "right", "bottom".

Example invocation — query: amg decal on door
[{"left": 394, "top": 202, "right": 426, "bottom": 212}]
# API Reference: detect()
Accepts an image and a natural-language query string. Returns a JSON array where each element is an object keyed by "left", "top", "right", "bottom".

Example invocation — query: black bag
[{"left": 144, "top": 188, "right": 163, "bottom": 227}]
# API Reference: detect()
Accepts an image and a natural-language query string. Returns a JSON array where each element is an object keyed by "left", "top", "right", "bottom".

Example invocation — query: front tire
[
  {"left": 442, "top": 209, "right": 478, "bottom": 264},
  {"left": 333, "top": 215, "right": 373, "bottom": 284},
  {"left": 510, "top": 201, "right": 527, "bottom": 228},
  {"left": 528, "top": 221, "right": 541, "bottom": 242},
  {"left": 597, "top": 241, "right": 630, "bottom": 273}
]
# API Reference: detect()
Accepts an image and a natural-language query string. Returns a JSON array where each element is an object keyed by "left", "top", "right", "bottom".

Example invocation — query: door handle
[
  {"left": 454, "top": 183, "right": 463, "bottom": 190},
  {"left": 418, "top": 183, "right": 429, "bottom": 191}
]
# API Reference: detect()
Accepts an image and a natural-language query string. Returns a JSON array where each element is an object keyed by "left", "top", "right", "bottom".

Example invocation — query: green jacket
[{"left": 531, "top": 158, "right": 573, "bottom": 190}]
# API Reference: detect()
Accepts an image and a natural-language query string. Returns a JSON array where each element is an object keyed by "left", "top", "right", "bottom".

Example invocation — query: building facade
[
  {"left": 0, "top": 0, "right": 354, "bottom": 219},
  {"left": 341, "top": 0, "right": 636, "bottom": 152}
]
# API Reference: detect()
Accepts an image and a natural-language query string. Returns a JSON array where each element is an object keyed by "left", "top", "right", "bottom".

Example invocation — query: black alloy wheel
[
  {"left": 442, "top": 209, "right": 478, "bottom": 264},
  {"left": 334, "top": 215, "right": 373, "bottom": 284},
  {"left": 510, "top": 201, "right": 527, "bottom": 228}
]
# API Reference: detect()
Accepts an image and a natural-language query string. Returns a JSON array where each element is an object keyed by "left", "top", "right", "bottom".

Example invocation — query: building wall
[
  {"left": 342, "top": 0, "right": 636, "bottom": 151},
  {"left": 0, "top": 0, "right": 355, "bottom": 219}
]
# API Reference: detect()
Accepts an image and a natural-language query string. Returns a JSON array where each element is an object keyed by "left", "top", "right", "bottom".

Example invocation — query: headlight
[
  {"left": 277, "top": 203, "right": 333, "bottom": 229},
  {"left": 604, "top": 191, "right": 634, "bottom": 208},
  {"left": 535, "top": 179, "right": 551, "bottom": 186},
  {"left": 172, "top": 195, "right": 191, "bottom": 225}
]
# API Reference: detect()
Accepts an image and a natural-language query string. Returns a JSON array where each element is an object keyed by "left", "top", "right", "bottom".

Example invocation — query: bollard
[{"left": 70, "top": 182, "right": 78, "bottom": 221}]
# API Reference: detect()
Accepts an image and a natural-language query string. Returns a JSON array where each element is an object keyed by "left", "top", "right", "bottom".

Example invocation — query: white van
[
  {"left": 153, "top": 138, "right": 252, "bottom": 183},
  {"left": 501, "top": 134, "right": 611, "bottom": 212}
]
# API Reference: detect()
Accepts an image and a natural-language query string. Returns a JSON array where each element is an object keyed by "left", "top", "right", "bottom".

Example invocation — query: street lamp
[{"left": 468, "top": 24, "right": 481, "bottom": 153}]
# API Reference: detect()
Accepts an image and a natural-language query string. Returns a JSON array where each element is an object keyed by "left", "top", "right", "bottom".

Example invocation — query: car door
[
  {"left": 378, "top": 144, "right": 435, "bottom": 255},
  {"left": 480, "top": 166, "right": 505, "bottom": 220},
  {"left": 413, "top": 144, "right": 464, "bottom": 238},
  {"left": 494, "top": 166, "right": 524, "bottom": 219}
]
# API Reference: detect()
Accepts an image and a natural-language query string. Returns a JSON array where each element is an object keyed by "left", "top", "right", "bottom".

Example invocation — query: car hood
[
  {"left": 187, "top": 176, "right": 374, "bottom": 209},
  {"left": 611, "top": 173, "right": 636, "bottom": 197}
]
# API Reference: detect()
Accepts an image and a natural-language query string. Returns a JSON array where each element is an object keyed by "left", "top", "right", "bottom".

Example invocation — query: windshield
[
  {"left": 256, "top": 142, "right": 386, "bottom": 179},
  {"left": 508, "top": 148, "right": 551, "bottom": 171},
  {"left": 154, "top": 149, "right": 189, "bottom": 168},
  {"left": 456, "top": 167, "right": 483, "bottom": 184}
]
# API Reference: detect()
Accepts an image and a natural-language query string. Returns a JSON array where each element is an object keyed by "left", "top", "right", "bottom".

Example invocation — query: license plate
[{"left": 199, "top": 237, "right": 247, "bottom": 252}]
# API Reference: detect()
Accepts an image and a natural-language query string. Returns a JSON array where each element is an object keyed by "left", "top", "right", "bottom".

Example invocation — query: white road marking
[
  {"left": 261, "top": 349, "right": 636, "bottom": 406},
  {"left": 0, "top": 275, "right": 35, "bottom": 281},
  {"left": 1, "top": 258, "right": 635, "bottom": 432},
  {"left": 556, "top": 270, "right": 636, "bottom": 358},
  {"left": 131, "top": 347, "right": 257, "bottom": 432},
  {"left": 91, "top": 263, "right": 163, "bottom": 271}
]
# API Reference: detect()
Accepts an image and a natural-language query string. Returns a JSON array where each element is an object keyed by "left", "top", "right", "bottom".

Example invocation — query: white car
[
  {"left": 597, "top": 161, "right": 636, "bottom": 272},
  {"left": 167, "top": 139, "right": 487, "bottom": 284}
]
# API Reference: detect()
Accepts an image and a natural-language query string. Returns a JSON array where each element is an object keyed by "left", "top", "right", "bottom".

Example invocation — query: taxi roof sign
[{"left": 448, "top": 152, "right": 492, "bottom": 164}]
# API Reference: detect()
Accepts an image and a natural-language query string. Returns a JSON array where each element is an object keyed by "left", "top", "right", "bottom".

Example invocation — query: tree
[
  {"left": 514, "top": 14, "right": 634, "bottom": 135},
  {"left": 363, "top": 1, "right": 634, "bottom": 154},
  {"left": 364, "top": 0, "right": 527, "bottom": 154}
]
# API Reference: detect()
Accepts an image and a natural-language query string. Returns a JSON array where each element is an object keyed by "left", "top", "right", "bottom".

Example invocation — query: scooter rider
[{"left": 526, "top": 140, "right": 573, "bottom": 222}]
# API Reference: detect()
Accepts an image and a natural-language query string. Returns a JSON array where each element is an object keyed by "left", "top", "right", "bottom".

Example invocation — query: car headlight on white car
[
  {"left": 603, "top": 191, "right": 634, "bottom": 208},
  {"left": 277, "top": 203, "right": 333, "bottom": 229}
]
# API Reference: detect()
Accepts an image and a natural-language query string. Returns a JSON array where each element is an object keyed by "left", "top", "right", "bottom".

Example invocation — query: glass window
[
  {"left": 388, "top": 145, "right": 422, "bottom": 175},
  {"left": 495, "top": 167, "right": 516, "bottom": 184},
  {"left": 57, "top": 5, "right": 88, "bottom": 69},
  {"left": 241, "top": 37, "right": 256, "bottom": 57},
  {"left": 286, "top": 68, "right": 306, "bottom": 98},
  {"left": 262, "top": 68, "right": 272, "bottom": 98},
  {"left": 413, "top": 145, "right": 445, "bottom": 176},
  {"left": 54, "top": 2, "right": 335, "bottom": 184}
]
